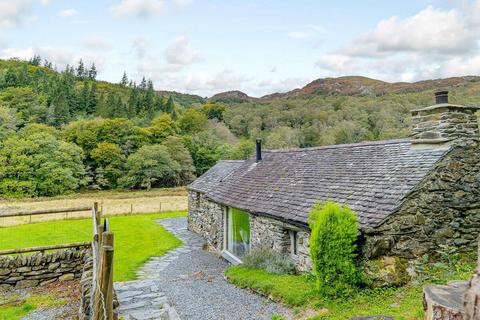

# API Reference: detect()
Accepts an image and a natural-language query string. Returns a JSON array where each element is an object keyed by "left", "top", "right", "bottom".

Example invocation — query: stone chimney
[{"left": 411, "top": 91, "right": 480, "bottom": 145}]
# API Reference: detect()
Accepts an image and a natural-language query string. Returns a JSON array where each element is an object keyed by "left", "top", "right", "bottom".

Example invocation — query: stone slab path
[{"left": 114, "top": 217, "right": 290, "bottom": 320}]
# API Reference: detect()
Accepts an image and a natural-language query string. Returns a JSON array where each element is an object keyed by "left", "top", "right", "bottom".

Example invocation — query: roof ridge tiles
[{"left": 264, "top": 138, "right": 412, "bottom": 153}]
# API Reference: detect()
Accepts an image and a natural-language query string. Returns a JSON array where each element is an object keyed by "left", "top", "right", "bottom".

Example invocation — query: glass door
[{"left": 227, "top": 208, "right": 250, "bottom": 259}]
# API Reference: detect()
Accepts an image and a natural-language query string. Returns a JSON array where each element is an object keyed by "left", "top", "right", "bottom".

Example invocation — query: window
[
  {"left": 289, "top": 230, "right": 298, "bottom": 255},
  {"left": 226, "top": 208, "right": 250, "bottom": 259}
]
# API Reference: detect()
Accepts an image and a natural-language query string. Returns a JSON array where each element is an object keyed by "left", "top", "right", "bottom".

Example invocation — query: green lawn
[
  {"left": 0, "top": 211, "right": 186, "bottom": 281},
  {"left": 225, "top": 262, "right": 474, "bottom": 320},
  {"left": 0, "top": 294, "right": 66, "bottom": 320}
]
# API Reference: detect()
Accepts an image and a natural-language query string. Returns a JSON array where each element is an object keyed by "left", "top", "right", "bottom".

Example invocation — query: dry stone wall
[
  {"left": 0, "top": 247, "right": 89, "bottom": 289},
  {"left": 365, "top": 143, "right": 480, "bottom": 259}
]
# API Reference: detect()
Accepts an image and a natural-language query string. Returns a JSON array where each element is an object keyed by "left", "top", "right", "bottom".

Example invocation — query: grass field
[
  {"left": 0, "top": 211, "right": 187, "bottom": 281},
  {"left": 225, "top": 261, "right": 475, "bottom": 320},
  {"left": 0, "top": 188, "right": 188, "bottom": 227}
]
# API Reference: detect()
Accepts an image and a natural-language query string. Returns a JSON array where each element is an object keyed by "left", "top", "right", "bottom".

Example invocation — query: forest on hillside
[{"left": 1, "top": 57, "right": 479, "bottom": 198}]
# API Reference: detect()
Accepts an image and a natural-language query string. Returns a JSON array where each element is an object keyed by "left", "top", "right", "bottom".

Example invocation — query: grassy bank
[
  {"left": 0, "top": 211, "right": 187, "bottom": 281},
  {"left": 225, "top": 261, "right": 475, "bottom": 320}
]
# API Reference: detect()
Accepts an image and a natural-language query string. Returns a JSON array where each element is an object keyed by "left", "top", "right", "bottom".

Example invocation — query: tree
[
  {"left": 120, "top": 71, "right": 128, "bottom": 86},
  {"left": 0, "top": 106, "right": 18, "bottom": 141},
  {"left": 149, "top": 114, "right": 175, "bottom": 142},
  {"left": 88, "top": 63, "right": 97, "bottom": 80},
  {"left": 164, "top": 96, "right": 175, "bottom": 115},
  {"left": 87, "top": 81, "right": 98, "bottom": 114},
  {"left": 48, "top": 90, "right": 70, "bottom": 126},
  {"left": 90, "top": 142, "right": 125, "bottom": 188},
  {"left": 162, "top": 136, "right": 195, "bottom": 184},
  {"left": 228, "top": 138, "right": 254, "bottom": 160},
  {"left": 176, "top": 108, "right": 209, "bottom": 135},
  {"left": 0, "top": 87, "right": 48, "bottom": 124},
  {"left": 0, "top": 132, "right": 87, "bottom": 197},
  {"left": 118, "top": 144, "right": 180, "bottom": 190},
  {"left": 29, "top": 54, "right": 42, "bottom": 66},
  {"left": 79, "top": 81, "right": 90, "bottom": 113},
  {"left": 202, "top": 103, "right": 226, "bottom": 121},
  {"left": 184, "top": 130, "right": 232, "bottom": 175},
  {"left": 76, "top": 59, "right": 85, "bottom": 78},
  {"left": 309, "top": 201, "right": 360, "bottom": 297}
]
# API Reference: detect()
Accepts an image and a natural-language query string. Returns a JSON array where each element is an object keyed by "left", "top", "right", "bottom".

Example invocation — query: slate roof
[
  {"left": 189, "top": 160, "right": 244, "bottom": 194},
  {"left": 188, "top": 139, "right": 451, "bottom": 229}
]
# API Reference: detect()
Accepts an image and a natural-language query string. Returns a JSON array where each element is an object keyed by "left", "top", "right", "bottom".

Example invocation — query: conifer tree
[
  {"left": 120, "top": 71, "right": 128, "bottom": 86},
  {"left": 87, "top": 81, "right": 98, "bottom": 114},
  {"left": 76, "top": 59, "right": 85, "bottom": 78},
  {"left": 80, "top": 81, "right": 90, "bottom": 113},
  {"left": 88, "top": 63, "right": 97, "bottom": 80},
  {"left": 29, "top": 54, "right": 41, "bottom": 66},
  {"left": 165, "top": 96, "right": 175, "bottom": 115}
]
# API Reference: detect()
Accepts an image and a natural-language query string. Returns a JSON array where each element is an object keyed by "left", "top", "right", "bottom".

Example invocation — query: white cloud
[
  {"left": 316, "top": 54, "right": 355, "bottom": 72},
  {"left": 164, "top": 36, "right": 202, "bottom": 65},
  {"left": 132, "top": 36, "right": 150, "bottom": 59},
  {"left": 344, "top": 6, "right": 475, "bottom": 56},
  {"left": 110, "top": 0, "right": 164, "bottom": 18},
  {"left": 0, "top": 46, "right": 106, "bottom": 72},
  {"left": 82, "top": 36, "right": 112, "bottom": 50},
  {"left": 59, "top": 9, "right": 78, "bottom": 18},
  {"left": 173, "top": 0, "right": 192, "bottom": 8},
  {"left": 0, "top": 0, "right": 51, "bottom": 28},
  {"left": 316, "top": 1, "right": 480, "bottom": 82}
]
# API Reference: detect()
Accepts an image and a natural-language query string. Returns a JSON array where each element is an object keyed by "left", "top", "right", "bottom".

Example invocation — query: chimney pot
[
  {"left": 256, "top": 138, "right": 262, "bottom": 162},
  {"left": 435, "top": 90, "right": 449, "bottom": 104}
]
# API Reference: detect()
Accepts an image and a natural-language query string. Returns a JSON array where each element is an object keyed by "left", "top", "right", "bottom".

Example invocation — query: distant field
[{"left": 0, "top": 188, "right": 188, "bottom": 227}]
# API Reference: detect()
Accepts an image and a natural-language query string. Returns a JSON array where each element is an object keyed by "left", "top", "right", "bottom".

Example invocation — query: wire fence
[
  {"left": 0, "top": 196, "right": 187, "bottom": 228},
  {"left": 0, "top": 206, "right": 93, "bottom": 255}
]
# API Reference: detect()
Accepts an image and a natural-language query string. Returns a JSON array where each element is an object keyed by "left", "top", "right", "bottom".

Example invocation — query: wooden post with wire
[{"left": 93, "top": 218, "right": 115, "bottom": 320}]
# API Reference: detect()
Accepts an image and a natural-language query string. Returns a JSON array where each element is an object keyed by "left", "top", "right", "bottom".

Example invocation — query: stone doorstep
[{"left": 423, "top": 280, "right": 468, "bottom": 320}]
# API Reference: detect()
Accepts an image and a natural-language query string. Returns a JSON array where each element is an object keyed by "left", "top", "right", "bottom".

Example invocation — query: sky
[{"left": 1, "top": 0, "right": 480, "bottom": 97}]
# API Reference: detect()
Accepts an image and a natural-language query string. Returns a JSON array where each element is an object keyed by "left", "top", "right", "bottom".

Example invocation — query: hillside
[
  {"left": 209, "top": 90, "right": 256, "bottom": 103},
  {"left": 260, "top": 75, "right": 480, "bottom": 100}
]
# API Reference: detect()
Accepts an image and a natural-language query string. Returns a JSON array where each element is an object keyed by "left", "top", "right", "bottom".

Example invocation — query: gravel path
[{"left": 114, "top": 217, "right": 290, "bottom": 320}]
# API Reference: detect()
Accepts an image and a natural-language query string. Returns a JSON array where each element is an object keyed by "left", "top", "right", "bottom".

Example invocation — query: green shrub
[
  {"left": 243, "top": 248, "right": 295, "bottom": 275},
  {"left": 308, "top": 201, "right": 360, "bottom": 297}
]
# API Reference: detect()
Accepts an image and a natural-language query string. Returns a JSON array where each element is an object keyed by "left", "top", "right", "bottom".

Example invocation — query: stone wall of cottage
[
  {"left": 188, "top": 190, "right": 312, "bottom": 271},
  {"left": 0, "top": 247, "right": 90, "bottom": 289},
  {"left": 250, "top": 215, "right": 311, "bottom": 272},
  {"left": 365, "top": 143, "right": 480, "bottom": 259},
  {"left": 188, "top": 190, "right": 225, "bottom": 251}
]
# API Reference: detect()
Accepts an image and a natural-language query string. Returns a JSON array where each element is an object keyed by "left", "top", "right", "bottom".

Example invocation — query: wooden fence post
[
  {"left": 93, "top": 230, "right": 114, "bottom": 320},
  {"left": 94, "top": 202, "right": 101, "bottom": 228}
]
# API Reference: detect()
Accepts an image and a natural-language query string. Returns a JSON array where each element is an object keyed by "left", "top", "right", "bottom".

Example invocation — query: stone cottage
[{"left": 187, "top": 91, "right": 480, "bottom": 271}]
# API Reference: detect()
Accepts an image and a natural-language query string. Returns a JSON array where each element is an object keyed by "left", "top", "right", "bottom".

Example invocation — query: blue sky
[{"left": 1, "top": 0, "right": 479, "bottom": 96}]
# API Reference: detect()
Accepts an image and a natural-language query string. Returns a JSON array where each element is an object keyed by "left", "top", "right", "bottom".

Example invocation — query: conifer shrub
[{"left": 308, "top": 201, "right": 360, "bottom": 297}]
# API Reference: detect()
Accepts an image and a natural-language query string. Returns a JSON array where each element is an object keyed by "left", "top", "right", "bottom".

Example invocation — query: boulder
[{"left": 364, "top": 256, "right": 409, "bottom": 288}]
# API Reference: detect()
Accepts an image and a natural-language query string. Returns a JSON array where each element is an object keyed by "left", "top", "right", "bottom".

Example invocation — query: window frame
[
  {"left": 222, "top": 207, "right": 251, "bottom": 264},
  {"left": 289, "top": 229, "right": 298, "bottom": 256}
]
